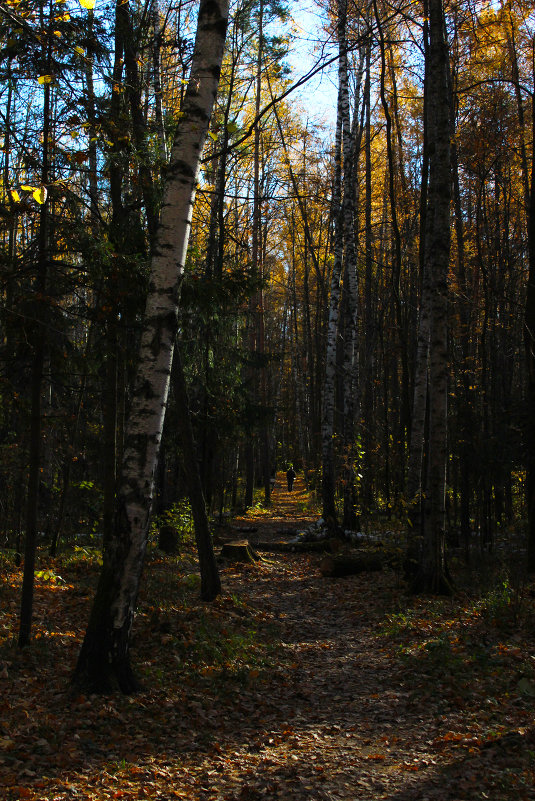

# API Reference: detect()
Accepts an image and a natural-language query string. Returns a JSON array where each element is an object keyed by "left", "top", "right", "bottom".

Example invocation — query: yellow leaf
[
  {"left": 38, "top": 75, "right": 54, "bottom": 85},
  {"left": 208, "top": 131, "right": 218, "bottom": 141},
  {"left": 74, "top": 46, "right": 85, "bottom": 55},
  {"left": 10, "top": 190, "right": 20, "bottom": 203},
  {"left": 32, "top": 187, "right": 47, "bottom": 204},
  {"left": 79, "top": 0, "right": 95, "bottom": 8},
  {"left": 21, "top": 184, "right": 37, "bottom": 191}
]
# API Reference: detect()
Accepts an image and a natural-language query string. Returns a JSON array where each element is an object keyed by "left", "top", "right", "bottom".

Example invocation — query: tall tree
[
  {"left": 321, "top": 0, "right": 350, "bottom": 527},
  {"left": 75, "top": 0, "right": 229, "bottom": 693},
  {"left": 413, "top": 0, "right": 452, "bottom": 593},
  {"left": 18, "top": 0, "right": 53, "bottom": 647},
  {"left": 524, "top": 51, "right": 535, "bottom": 572}
]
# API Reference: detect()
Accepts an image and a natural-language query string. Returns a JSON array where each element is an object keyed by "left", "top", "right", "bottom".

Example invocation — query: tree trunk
[
  {"left": 172, "top": 346, "right": 221, "bottom": 600},
  {"left": 413, "top": 0, "right": 452, "bottom": 594},
  {"left": 362, "top": 37, "right": 375, "bottom": 511},
  {"left": 321, "top": 0, "right": 349, "bottom": 527},
  {"left": 18, "top": 42, "right": 51, "bottom": 647},
  {"left": 151, "top": 0, "right": 168, "bottom": 164},
  {"left": 525, "top": 58, "right": 535, "bottom": 573},
  {"left": 406, "top": 12, "right": 430, "bottom": 534},
  {"left": 74, "top": 0, "right": 229, "bottom": 693},
  {"left": 342, "top": 88, "right": 363, "bottom": 531}
]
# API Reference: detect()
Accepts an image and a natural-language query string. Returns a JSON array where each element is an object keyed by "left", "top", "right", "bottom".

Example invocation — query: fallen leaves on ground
[{"left": 0, "top": 474, "right": 534, "bottom": 800}]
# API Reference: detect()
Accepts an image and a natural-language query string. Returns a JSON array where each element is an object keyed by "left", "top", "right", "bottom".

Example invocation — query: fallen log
[
  {"left": 255, "top": 539, "right": 339, "bottom": 553},
  {"left": 320, "top": 551, "right": 383, "bottom": 577},
  {"left": 230, "top": 526, "right": 258, "bottom": 534}
]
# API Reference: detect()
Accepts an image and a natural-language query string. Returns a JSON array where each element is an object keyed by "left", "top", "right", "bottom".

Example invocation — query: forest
[{"left": 1, "top": 0, "right": 535, "bottom": 797}]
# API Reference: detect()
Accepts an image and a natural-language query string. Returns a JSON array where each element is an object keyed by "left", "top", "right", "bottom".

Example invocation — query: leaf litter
[{"left": 0, "top": 474, "right": 534, "bottom": 800}]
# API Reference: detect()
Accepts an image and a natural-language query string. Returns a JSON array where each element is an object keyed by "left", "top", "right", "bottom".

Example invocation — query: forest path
[
  {"left": 2, "top": 479, "right": 534, "bottom": 800},
  {"left": 180, "top": 477, "right": 462, "bottom": 801},
  {"left": 229, "top": 470, "right": 319, "bottom": 541}
]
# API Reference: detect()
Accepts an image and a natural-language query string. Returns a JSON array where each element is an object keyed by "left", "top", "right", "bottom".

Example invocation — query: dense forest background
[{"left": 1, "top": 0, "right": 535, "bottom": 628}]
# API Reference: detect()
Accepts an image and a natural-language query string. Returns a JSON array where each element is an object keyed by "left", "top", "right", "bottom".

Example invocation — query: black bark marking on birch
[
  {"left": 162, "top": 310, "right": 179, "bottom": 337},
  {"left": 146, "top": 284, "right": 175, "bottom": 298},
  {"left": 138, "top": 379, "right": 157, "bottom": 399},
  {"left": 153, "top": 242, "right": 176, "bottom": 255},
  {"left": 188, "top": 104, "right": 211, "bottom": 123},
  {"left": 167, "top": 160, "right": 196, "bottom": 179},
  {"left": 199, "top": 0, "right": 220, "bottom": 16}
]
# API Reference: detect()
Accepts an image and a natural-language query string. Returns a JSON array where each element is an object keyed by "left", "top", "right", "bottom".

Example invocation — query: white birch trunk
[
  {"left": 321, "top": 0, "right": 349, "bottom": 526},
  {"left": 75, "top": 0, "right": 229, "bottom": 692}
]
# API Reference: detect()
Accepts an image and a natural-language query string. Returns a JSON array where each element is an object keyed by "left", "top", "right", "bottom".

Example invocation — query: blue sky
[{"left": 285, "top": 1, "right": 337, "bottom": 126}]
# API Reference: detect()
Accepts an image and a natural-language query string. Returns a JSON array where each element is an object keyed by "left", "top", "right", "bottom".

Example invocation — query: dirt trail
[
  {"left": 195, "top": 506, "right": 447, "bottom": 800},
  {"left": 2, "top": 475, "right": 533, "bottom": 800},
  {"left": 162, "top": 475, "right": 501, "bottom": 801},
  {"left": 230, "top": 471, "right": 318, "bottom": 541}
]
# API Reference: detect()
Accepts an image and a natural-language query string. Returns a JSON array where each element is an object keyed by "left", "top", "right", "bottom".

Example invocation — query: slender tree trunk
[
  {"left": 75, "top": 0, "right": 229, "bottom": 692},
  {"left": 525, "top": 51, "right": 535, "bottom": 573},
  {"left": 322, "top": 0, "right": 348, "bottom": 527},
  {"left": 102, "top": 4, "right": 126, "bottom": 550},
  {"left": 373, "top": 0, "right": 410, "bottom": 464},
  {"left": 414, "top": 0, "right": 452, "bottom": 594},
  {"left": 19, "top": 56, "right": 51, "bottom": 647},
  {"left": 362, "top": 37, "right": 375, "bottom": 511},
  {"left": 151, "top": 0, "right": 168, "bottom": 163},
  {"left": 172, "top": 347, "right": 221, "bottom": 599},
  {"left": 342, "top": 68, "right": 364, "bottom": 531},
  {"left": 450, "top": 52, "right": 472, "bottom": 559},
  {"left": 120, "top": 0, "right": 159, "bottom": 244},
  {"left": 406, "top": 12, "right": 430, "bottom": 534},
  {"left": 250, "top": 0, "right": 271, "bottom": 505}
]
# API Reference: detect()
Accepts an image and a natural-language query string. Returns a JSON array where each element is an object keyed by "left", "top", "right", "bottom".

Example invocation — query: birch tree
[
  {"left": 321, "top": 0, "right": 350, "bottom": 527},
  {"left": 75, "top": 0, "right": 229, "bottom": 693}
]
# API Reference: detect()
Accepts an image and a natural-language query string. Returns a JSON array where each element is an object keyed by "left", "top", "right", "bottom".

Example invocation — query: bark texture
[
  {"left": 321, "top": 0, "right": 349, "bottom": 527},
  {"left": 525, "top": 69, "right": 535, "bottom": 572},
  {"left": 75, "top": 0, "right": 229, "bottom": 693},
  {"left": 413, "top": 0, "right": 452, "bottom": 594}
]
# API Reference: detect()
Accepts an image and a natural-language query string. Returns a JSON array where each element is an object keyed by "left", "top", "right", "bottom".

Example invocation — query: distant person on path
[{"left": 286, "top": 465, "right": 296, "bottom": 491}]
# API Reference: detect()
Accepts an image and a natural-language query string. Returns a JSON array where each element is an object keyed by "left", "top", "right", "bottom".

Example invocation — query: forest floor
[{"left": 1, "top": 473, "right": 535, "bottom": 800}]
